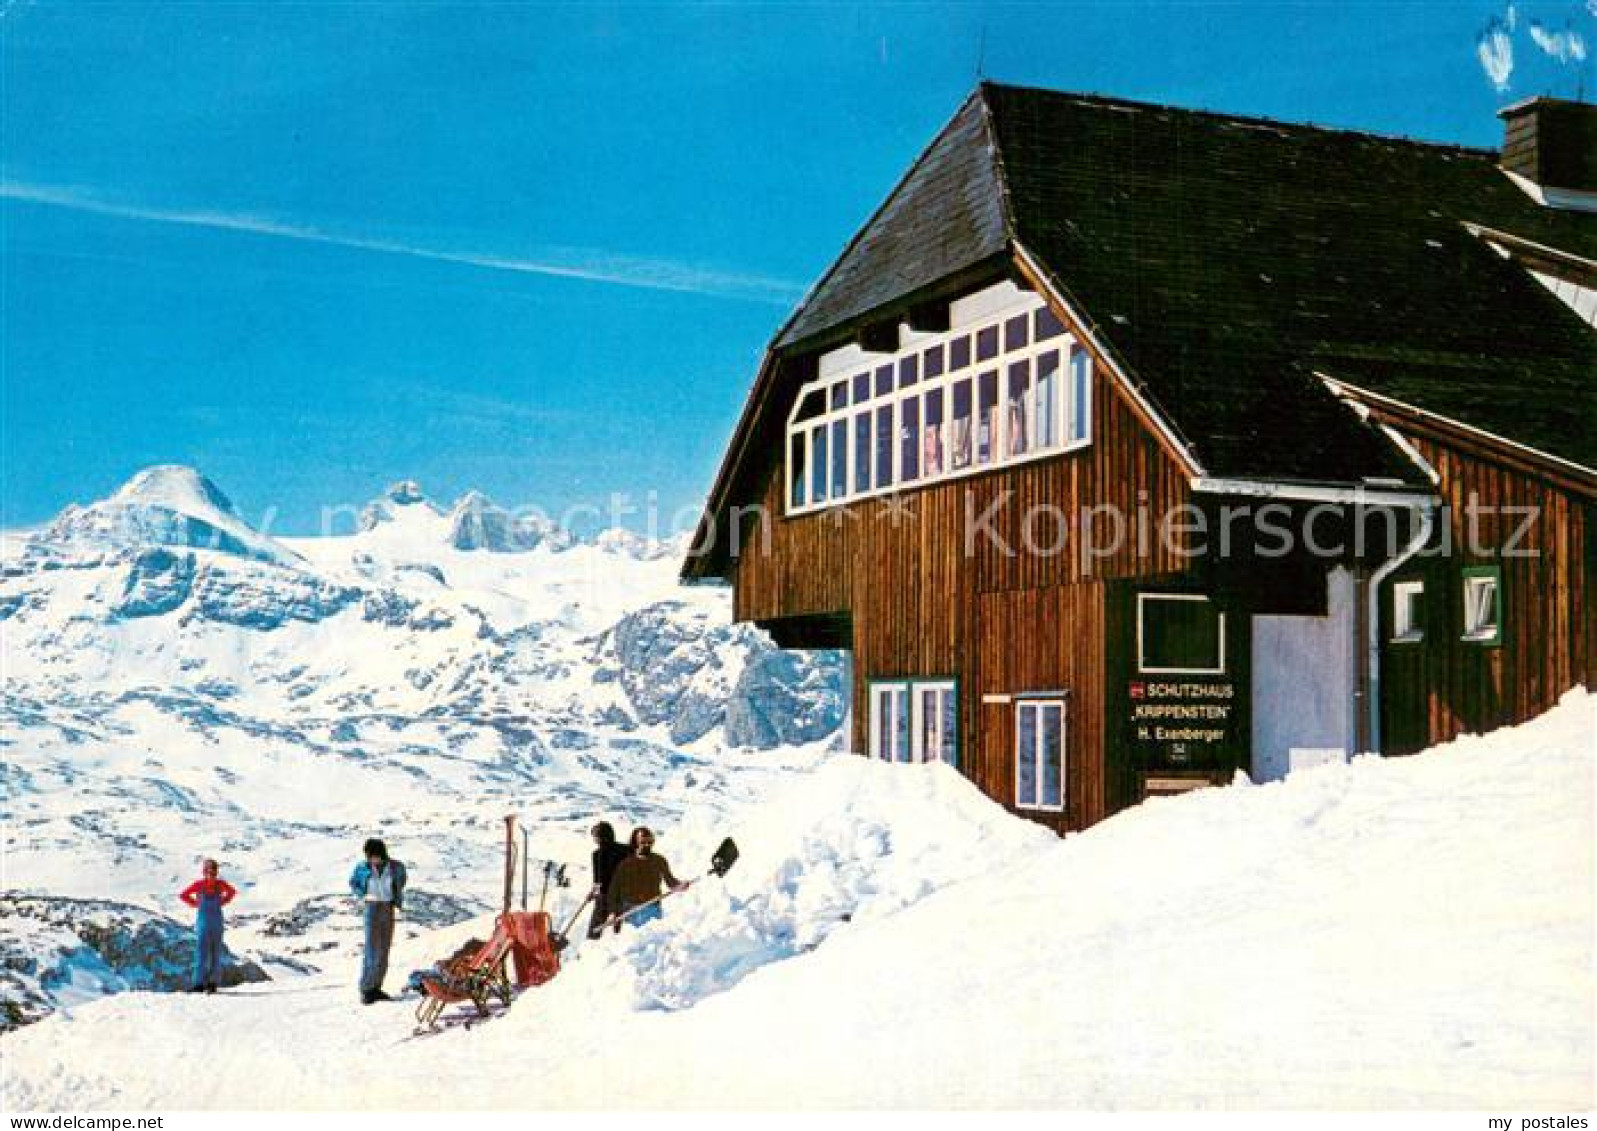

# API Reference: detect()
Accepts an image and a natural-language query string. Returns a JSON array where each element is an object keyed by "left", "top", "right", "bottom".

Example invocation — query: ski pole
[{"left": 521, "top": 828, "right": 531, "bottom": 911}]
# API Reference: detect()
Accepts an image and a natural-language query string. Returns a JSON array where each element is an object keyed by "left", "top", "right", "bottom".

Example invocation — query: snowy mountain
[
  {"left": 2, "top": 692, "right": 1590, "bottom": 1109},
  {"left": 0, "top": 467, "right": 847, "bottom": 1027}
]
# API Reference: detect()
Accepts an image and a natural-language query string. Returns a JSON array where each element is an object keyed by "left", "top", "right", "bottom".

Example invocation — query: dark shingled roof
[
  {"left": 776, "top": 94, "right": 1009, "bottom": 349},
  {"left": 774, "top": 83, "right": 1597, "bottom": 480}
]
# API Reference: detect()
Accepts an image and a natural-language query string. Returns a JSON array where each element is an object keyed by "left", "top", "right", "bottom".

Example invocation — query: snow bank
[{"left": 3, "top": 692, "right": 1591, "bottom": 1110}]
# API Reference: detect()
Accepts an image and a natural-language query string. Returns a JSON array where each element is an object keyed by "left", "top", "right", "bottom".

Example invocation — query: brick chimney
[{"left": 1498, "top": 97, "right": 1597, "bottom": 196}]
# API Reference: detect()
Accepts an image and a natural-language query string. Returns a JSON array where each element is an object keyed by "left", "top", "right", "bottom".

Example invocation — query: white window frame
[
  {"left": 785, "top": 295, "right": 1092, "bottom": 517},
  {"left": 1391, "top": 579, "right": 1425, "bottom": 644},
  {"left": 869, "top": 678, "right": 957, "bottom": 765},
  {"left": 1136, "top": 593, "right": 1227, "bottom": 675},
  {"left": 1014, "top": 695, "right": 1067, "bottom": 813}
]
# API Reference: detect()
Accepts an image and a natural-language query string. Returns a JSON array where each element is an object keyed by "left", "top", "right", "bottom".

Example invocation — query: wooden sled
[{"left": 413, "top": 911, "right": 560, "bottom": 1032}]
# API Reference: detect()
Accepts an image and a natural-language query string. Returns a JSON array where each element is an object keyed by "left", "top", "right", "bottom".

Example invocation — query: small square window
[
  {"left": 1137, "top": 594, "right": 1225, "bottom": 674},
  {"left": 1391, "top": 580, "right": 1424, "bottom": 643},
  {"left": 1462, "top": 567, "right": 1502, "bottom": 644}
]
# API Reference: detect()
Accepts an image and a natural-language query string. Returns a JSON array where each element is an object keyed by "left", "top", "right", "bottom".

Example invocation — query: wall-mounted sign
[{"left": 1126, "top": 677, "right": 1240, "bottom": 767}]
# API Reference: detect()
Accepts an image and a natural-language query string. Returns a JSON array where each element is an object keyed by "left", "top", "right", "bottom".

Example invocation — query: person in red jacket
[{"left": 179, "top": 858, "right": 237, "bottom": 993}]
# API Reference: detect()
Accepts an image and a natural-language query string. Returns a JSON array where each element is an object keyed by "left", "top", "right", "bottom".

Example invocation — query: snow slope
[{"left": 4, "top": 691, "right": 1591, "bottom": 1110}]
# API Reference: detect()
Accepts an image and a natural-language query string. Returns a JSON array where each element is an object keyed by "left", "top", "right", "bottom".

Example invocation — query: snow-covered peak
[
  {"left": 445, "top": 491, "right": 571, "bottom": 553},
  {"left": 358, "top": 480, "right": 441, "bottom": 532},
  {"left": 385, "top": 479, "right": 428, "bottom": 506},
  {"left": 29, "top": 465, "right": 301, "bottom": 568},
  {"left": 590, "top": 527, "right": 687, "bottom": 561},
  {"left": 109, "top": 465, "right": 240, "bottom": 518}
]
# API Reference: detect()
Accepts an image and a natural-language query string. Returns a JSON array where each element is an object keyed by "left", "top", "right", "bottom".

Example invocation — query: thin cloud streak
[{"left": 0, "top": 181, "right": 802, "bottom": 305}]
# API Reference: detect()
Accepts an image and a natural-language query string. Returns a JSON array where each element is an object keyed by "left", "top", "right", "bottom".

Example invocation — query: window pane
[
  {"left": 1005, "top": 314, "right": 1029, "bottom": 352},
  {"left": 1041, "top": 704, "right": 1063, "bottom": 808},
  {"left": 940, "top": 688, "right": 957, "bottom": 767},
  {"left": 1465, "top": 575, "right": 1499, "bottom": 637},
  {"left": 977, "top": 370, "right": 999, "bottom": 465},
  {"left": 1016, "top": 705, "right": 1037, "bottom": 808},
  {"left": 874, "top": 689, "right": 893, "bottom": 761},
  {"left": 1070, "top": 348, "right": 1091, "bottom": 443},
  {"left": 1035, "top": 350, "right": 1060, "bottom": 450},
  {"left": 854, "top": 413, "right": 872, "bottom": 494},
  {"left": 1140, "top": 596, "right": 1223, "bottom": 672},
  {"left": 1034, "top": 306, "right": 1065, "bottom": 341},
  {"left": 789, "top": 432, "right": 807, "bottom": 508},
  {"left": 900, "top": 687, "right": 913, "bottom": 763},
  {"left": 900, "top": 398, "right": 921, "bottom": 482},
  {"left": 875, "top": 364, "right": 894, "bottom": 397},
  {"left": 950, "top": 379, "right": 972, "bottom": 470},
  {"left": 976, "top": 325, "right": 999, "bottom": 362},
  {"left": 923, "top": 344, "right": 945, "bottom": 379},
  {"left": 876, "top": 405, "right": 895, "bottom": 488},
  {"left": 922, "top": 389, "right": 943, "bottom": 477},
  {"left": 950, "top": 335, "right": 971, "bottom": 370},
  {"left": 919, "top": 687, "right": 941, "bottom": 763},
  {"left": 898, "top": 355, "right": 919, "bottom": 389},
  {"left": 830, "top": 419, "right": 848, "bottom": 500},
  {"left": 852, "top": 371, "right": 870, "bottom": 404},
  {"left": 1006, "top": 359, "right": 1033, "bottom": 457},
  {"left": 830, "top": 381, "right": 848, "bottom": 411},
  {"left": 811, "top": 424, "right": 828, "bottom": 503},
  {"left": 796, "top": 389, "right": 825, "bottom": 422}
]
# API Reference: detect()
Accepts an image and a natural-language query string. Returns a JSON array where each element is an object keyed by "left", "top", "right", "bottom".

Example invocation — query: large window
[
  {"left": 870, "top": 679, "right": 958, "bottom": 766},
  {"left": 1015, "top": 696, "right": 1066, "bottom": 812},
  {"left": 786, "top": 297, "right": 1092, "bottom": 515},
  {"left": 1137, "top": 593, "right": 1226, "bottom": 675}
]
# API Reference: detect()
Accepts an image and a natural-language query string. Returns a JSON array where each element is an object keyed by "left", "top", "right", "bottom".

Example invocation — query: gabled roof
[
  {"left": 775, "top": 93, "right": 1009, "bottom": 349},
  {"left": 686, "top": 83, "right": 1596, "bottom": 579}
]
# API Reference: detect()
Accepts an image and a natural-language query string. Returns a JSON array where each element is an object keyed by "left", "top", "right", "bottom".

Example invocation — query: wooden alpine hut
[{"left": 683, "top": 83, "right": 1597, "bottom": 834}]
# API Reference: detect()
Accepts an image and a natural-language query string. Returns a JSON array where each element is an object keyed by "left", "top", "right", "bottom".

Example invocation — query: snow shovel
[
  {"left": 549, "top": 888, "right": 595, "bottom": 953},
  {"left": 601, "top": 837, "right": 740, "bottom": 933}
]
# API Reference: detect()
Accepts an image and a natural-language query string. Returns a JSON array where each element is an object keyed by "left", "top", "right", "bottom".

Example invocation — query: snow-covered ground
[
  {"left": 0, "top": 466, "right": 846, "bottom": 1026},
  {"left": 5, "top": 688, "right": 1591, "bottom": 1110}
]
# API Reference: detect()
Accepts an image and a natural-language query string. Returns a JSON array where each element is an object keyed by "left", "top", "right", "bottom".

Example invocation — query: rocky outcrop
[
  {"left": 724, "top": 648, "right": 850, "bottom": 749},
  {"left": 447, "top": 492, "right": 572, "bottom": 553},
  {"left": 0, "top": 894, "right": 269, "bottom": 1031},
  {"left": 113, "top": 549, "right": 196, "bottom": 619}
]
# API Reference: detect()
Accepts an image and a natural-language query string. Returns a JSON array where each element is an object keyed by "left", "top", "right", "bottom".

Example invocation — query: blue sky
[{"left": 3, "top": 1, "right": 1592, "bottom": 535}]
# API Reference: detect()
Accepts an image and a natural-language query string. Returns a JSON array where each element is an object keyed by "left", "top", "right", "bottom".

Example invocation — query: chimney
[{"left": 1498, "top": 97, "right": 1597, "bottom": 197}]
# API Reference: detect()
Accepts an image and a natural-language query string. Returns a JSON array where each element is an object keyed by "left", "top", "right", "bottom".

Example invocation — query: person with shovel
[
  {"left": 586, "top": 821, "right": 631, "bottom": 940},
  {"left": 605, "top": 826, "right": 687, "bottom": 931}
]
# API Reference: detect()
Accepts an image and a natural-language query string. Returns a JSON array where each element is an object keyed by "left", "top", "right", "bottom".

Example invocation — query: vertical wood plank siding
[
  {"left": 1379, "top": 428, "right": 1595, "bottom": 755},
  {"left": 731, "top": 323, "right": 1194, "bottom": 833}
]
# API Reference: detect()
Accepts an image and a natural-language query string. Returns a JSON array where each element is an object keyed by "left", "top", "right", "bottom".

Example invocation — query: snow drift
[{"left": 3, "top": 690, "right": 1590, "bottom": 1110}]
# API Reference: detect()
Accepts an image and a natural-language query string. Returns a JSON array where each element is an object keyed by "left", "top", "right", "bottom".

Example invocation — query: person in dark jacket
[
  {"left": 606, "top": 826, "right": 687, "bottom": 930},
  {"left": 348, "top": 838, "right": 407, "bottom": 1004},
  {"left": 179, "top": 858, "right": 237, "bottom": 993},
  {"left": 586, "top": 821, "right": 632, "bottom": 940}
]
